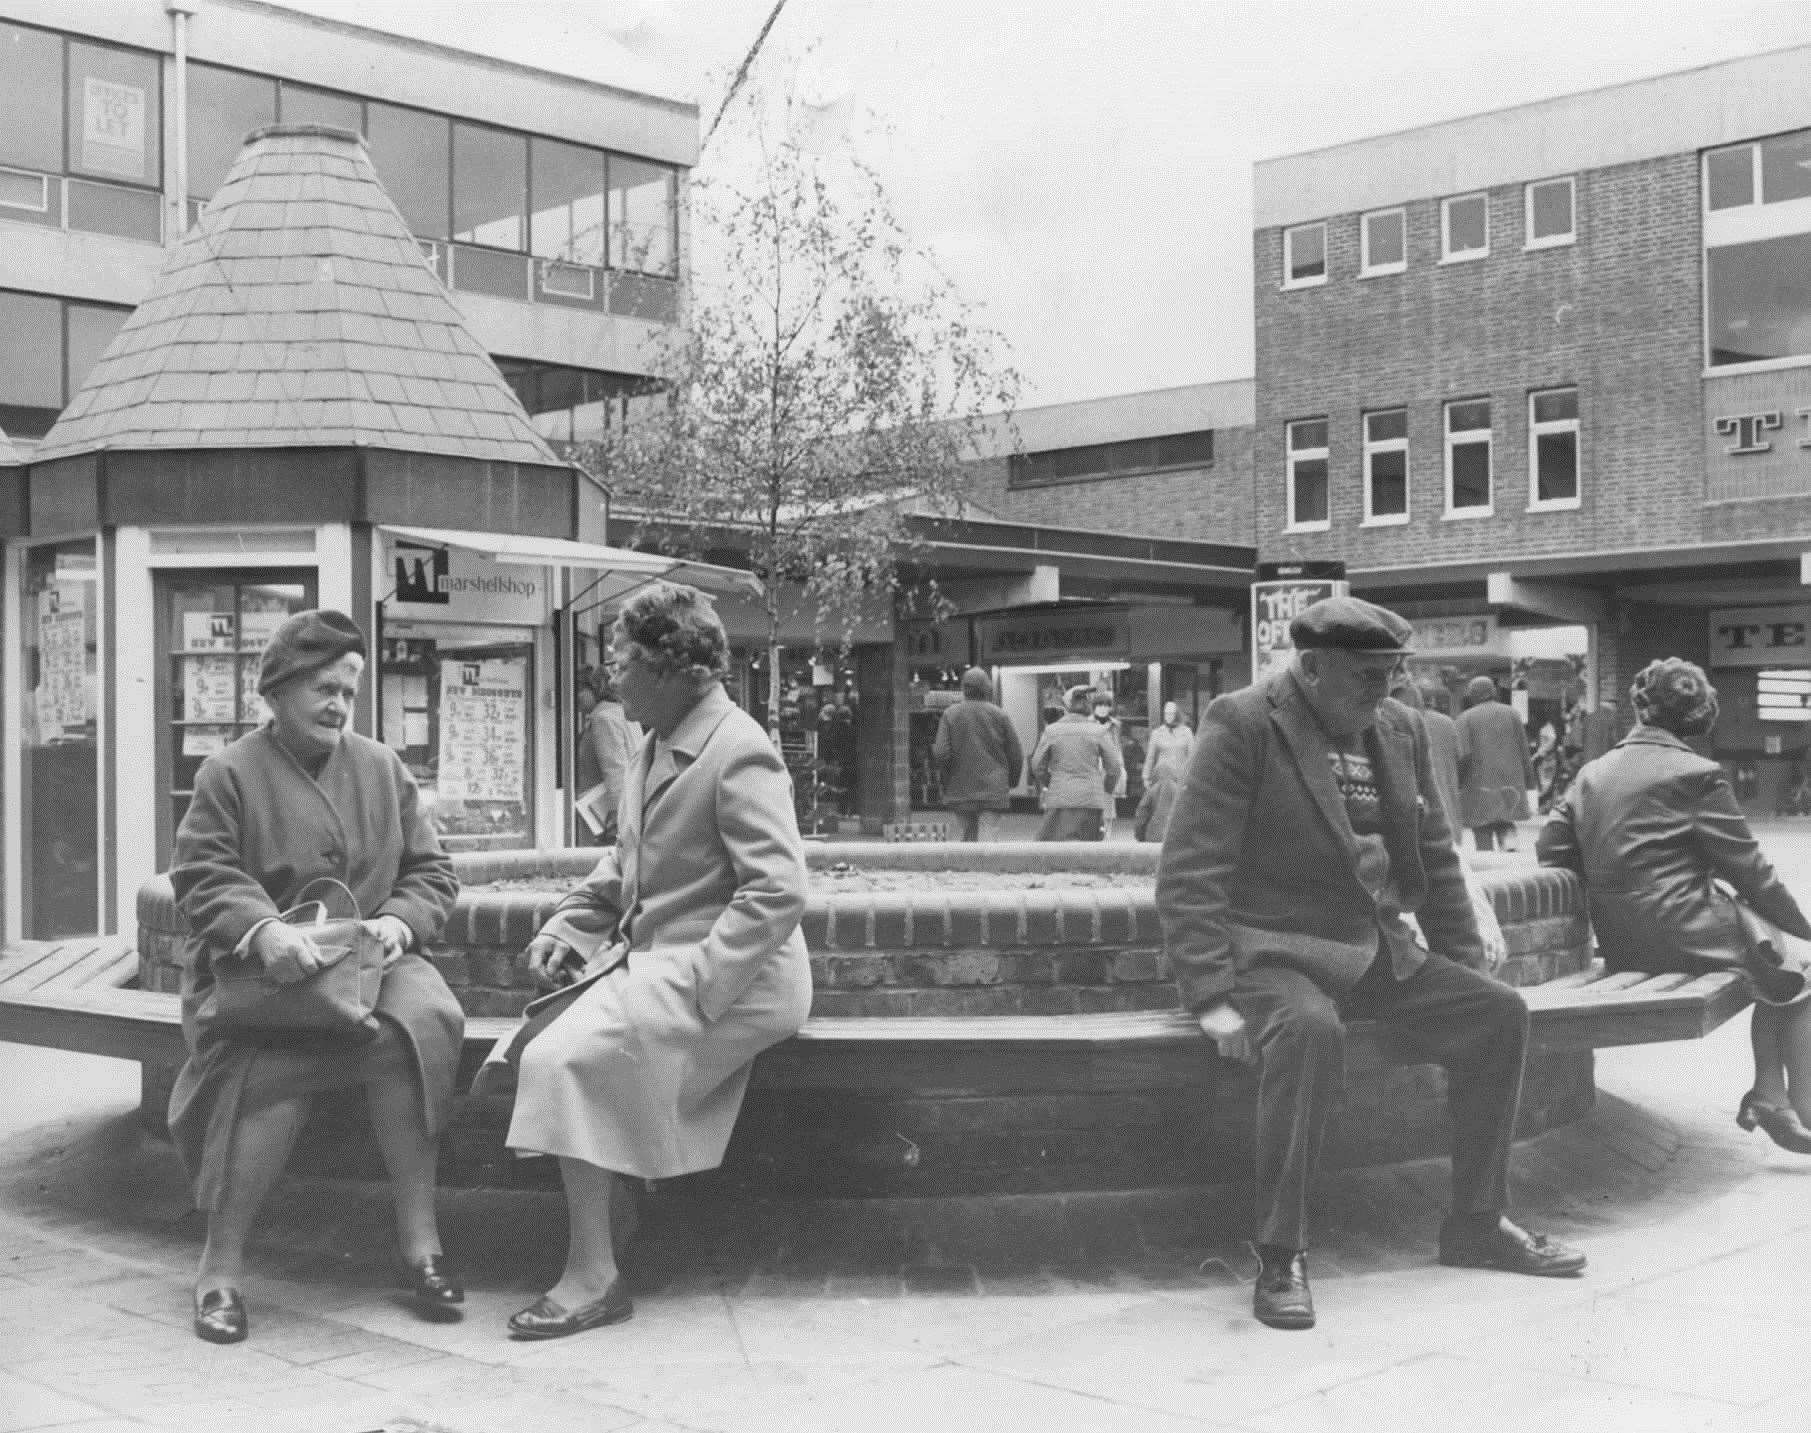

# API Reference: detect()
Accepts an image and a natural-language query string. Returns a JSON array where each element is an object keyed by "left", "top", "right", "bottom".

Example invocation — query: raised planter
[{"left": 136, "top": 846, "right": 1594, "bottom": 1198}]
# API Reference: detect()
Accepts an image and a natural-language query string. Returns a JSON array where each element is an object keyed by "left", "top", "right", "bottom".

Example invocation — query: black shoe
[
  {"left": 507, "top": 1281, "right": 634, "bottom": 1340},
  {"left": 193, "top": 1286, "right": 248, "bottom": 1345},
  {"left": 1253, "top": 1249, "right": 1314, "bottom": 1329},
  {"left": 398, "top": 1254, "right": 465, "bottom": 1317},
  {"left": 1737, "top": 1091, "right": 1811, "bottom": 1153},
  {"left": 1438, "top": 1215, "right": 1586, "bottom": 1276}
]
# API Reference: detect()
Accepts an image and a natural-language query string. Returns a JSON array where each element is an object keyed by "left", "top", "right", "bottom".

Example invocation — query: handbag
[{"left": 201, "top": 877, "right": 385, "bottom": 1043}]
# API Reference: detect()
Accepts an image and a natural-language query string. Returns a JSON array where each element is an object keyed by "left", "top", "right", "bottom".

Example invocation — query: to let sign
[
  {"left": 1708, "top": 604, "right": 1811, "bottom": 668},
  {"left": 1251, "top": 578, "right": 1347, "bottom": 682}
]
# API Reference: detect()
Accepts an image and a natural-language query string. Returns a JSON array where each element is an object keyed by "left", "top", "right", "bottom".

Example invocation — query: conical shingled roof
[{"left": 34, "top": 124, "right": 561, "bottom": 468}]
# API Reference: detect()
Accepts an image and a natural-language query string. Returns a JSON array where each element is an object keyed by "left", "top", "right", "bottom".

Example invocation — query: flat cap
[
  {"left": 257, "top": 608, "right": 368, "bottom": 694},
  {"left": 1289, "top": 595, "right": 1414, "bottom": 655}
]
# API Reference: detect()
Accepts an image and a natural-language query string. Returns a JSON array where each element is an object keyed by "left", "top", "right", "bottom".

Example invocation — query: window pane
[
  {"left": 66, "top": 178, "right": 161, "bottom": 242},
  {"left": 65, "top": 303, "right": 127, "bottom": 398},
  {"left": 67, "top": 41, "right": 161, "bottom": 185},
  {"left": 1446, "top": 195, "right": 1486, "bottom": 253},
  {"left": 280, "top": 83, "right": 362, "bottom": 135},
  {"left": 1706, "top": 145, "right": 1755, "bottom": 210},
  {"left": 366, "top": 102, "right": 449, "bottom": 238},
  {"left": 1292, "top": 458, "right": 1328, "bottom": 524},
  {"left": 1761, "top": 129, "right": 1811, "bottom": 205},
  {"left": 1287, "top": 223, "right": 1325, "bottom": 281},
  {"left": 609, "top": 155, "right": 675, "bottom": 274},
  {"left": 1532, "top": 389, "right": 1577, "bottom": 423},
  {"left": 1289, "top": 418, "right": 1327, "bottom": 451},
  {"left": 1451, "top": 440, "right": 1491, "bottom": 508},
  {"left": 1707, "top": 232, "right": 1811, "bottom": 366},
  {"left": 1447, "top": 400, "right": 1490, "bottom": 432},
  {"left": 1366, "top": 408, "right": 1406, "bottom": 442},
  {"left": 1535, "top": 431, "right": 1577, "bottom": 503},
  {"left": 453, "top": 121, "right": 526, "bottom": 249},
  {"left": 0, "top": 24, "right": 63, "bottom": 172},
  {"left": 450, "top": 243, "right": 529, "bottom": 299},
  {"left": 1529, "top": 179, "right": 1572, "bottom": 239},
  {"left": 1370, "top": 449, "right": 1407, "bottom": 515},
  {"left": 1364, "top": 211, "right": 1403, "bottom": 268},
  {"left": 530, "top": 136, "right": 606, "bottom": 266},
  {"left": 188, "top": 64, "right": 276, "bottom": 200},
  {"left": 0, "top": 290, "right": 64, "bottom": 437}
]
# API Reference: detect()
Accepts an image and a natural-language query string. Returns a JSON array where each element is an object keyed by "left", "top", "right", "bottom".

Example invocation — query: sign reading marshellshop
[
  {"left": 976, "top": 609, "right": 1131, "bottom": 664},
  {"left": 1709, "top": 604, "right": 1811, "bottom": 668}
]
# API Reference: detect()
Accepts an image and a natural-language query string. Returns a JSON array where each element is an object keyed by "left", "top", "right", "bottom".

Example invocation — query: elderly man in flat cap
[{"left": 1157, "top": 595, "right": 1584, "bottom": 1331}]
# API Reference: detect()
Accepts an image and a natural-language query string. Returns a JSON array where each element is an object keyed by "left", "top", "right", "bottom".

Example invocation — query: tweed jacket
[
  {"left": 1028, "top": 713, "right": 1124, "bottom": 810},
  {"left": 1156, "top": 670, "right": 1483, "bottom": 1012},
  {"left": 538, "top": 684, "right": 810, "bottom": 1025},
  {"left": 1537, "top": 724, "right": 1811, "bottom": 972}
]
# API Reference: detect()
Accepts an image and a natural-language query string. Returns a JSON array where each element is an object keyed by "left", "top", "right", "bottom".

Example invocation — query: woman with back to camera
[
  {"left": 168, "top": 609, "right": 464, "bottom": 1344},
  {"left": 1538, "top": 657, "right": 1811, "bottom": 1152}
]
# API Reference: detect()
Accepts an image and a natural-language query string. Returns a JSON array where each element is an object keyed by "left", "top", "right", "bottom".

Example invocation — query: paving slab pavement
[{"left": 5, "top": 823, "right": 1811, "bottom": 1430}]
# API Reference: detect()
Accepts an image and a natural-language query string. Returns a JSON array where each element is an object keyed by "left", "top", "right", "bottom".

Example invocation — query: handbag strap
[{"left": 283, "top": 876, "right": 362, "bottom": 924}]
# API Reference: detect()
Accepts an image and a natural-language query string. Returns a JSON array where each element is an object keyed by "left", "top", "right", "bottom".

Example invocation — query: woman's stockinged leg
[
  {"left": 1776, "top": 1002, "right": 1811, "bottom": 1122},
  {"left": 197, "top": 1093, "right": 310, "bottom": 1296},
  {"left": 1751, "top": 1003, "right": 1790, "bottom": 1107},
  {"left": 366, "top": 1072, "right": 442, "bottom": 1264},
  {"left": 548, "top": 1156, "right": 621, "bottom": 1307}
]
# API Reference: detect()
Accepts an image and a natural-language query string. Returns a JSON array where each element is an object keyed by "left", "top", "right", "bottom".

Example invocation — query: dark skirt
[{"left": 167, "top": 953, "right": 464, "bottom": 1211}]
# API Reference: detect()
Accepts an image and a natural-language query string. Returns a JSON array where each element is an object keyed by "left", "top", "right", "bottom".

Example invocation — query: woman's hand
[
  {"left": 363, "top": 915, "right": 414, "bottom": 970},
  {"left": 251, "top": 921, "right": 329, "bottom": 985},
  {"left": 1197, "top": 1001, "right": 1252, "bottom": 1063},
  {"left": 525, "top": 933, "right": 584, "bottom": 990}
]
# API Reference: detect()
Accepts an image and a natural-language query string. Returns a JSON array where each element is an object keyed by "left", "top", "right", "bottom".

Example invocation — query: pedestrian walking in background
[
  {"left": 1029, "top": 684, "right": 1123, "bottom": 841},
  {"left": 1091, "top": 693, "right": 1124, "bottom": 839},
  {"left": 1135, "top": 700, "right": 1194, "bottom": 843},
  {"left": 1456, "top": 675, "right": 1536, "bottom": 851},
  {"left": 932, "top": 667, "right": 1023, "bottom": 842}
]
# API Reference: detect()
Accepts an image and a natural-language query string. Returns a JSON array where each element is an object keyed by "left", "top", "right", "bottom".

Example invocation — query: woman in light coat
[
  {"left": 478, "top": 583, "right": 812, "bottom": 1338},
  {"left": 169, "top": 610, "right": 463, "bottom": 1344}
]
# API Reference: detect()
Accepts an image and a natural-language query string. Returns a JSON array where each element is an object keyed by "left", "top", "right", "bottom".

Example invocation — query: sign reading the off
[{"left": 1251, "top": 578, "right": 1347, "bottom": 682}]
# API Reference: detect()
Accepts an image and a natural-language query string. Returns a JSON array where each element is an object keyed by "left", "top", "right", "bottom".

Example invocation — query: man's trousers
[{"left": 1227, "top": 951, "right": 1529, "bottom": 1251}]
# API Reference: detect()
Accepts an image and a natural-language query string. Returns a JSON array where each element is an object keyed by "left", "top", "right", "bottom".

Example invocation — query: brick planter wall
[{"left": 137, "top": 846, "right": 1594, "bottom": 1197}]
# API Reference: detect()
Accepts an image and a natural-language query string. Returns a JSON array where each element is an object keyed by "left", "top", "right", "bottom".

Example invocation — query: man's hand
[
  {"left": 252, "top": 921, "right": 329, "bottom": 985},
  {"left": 1468, "top": 882, "right": 1509, "bottom": 976},
  {"left": 362, "top": 914, "right": 414, "bottom": 970},
  {"left": 1197, "top": 1001, "right": 1252, "bottom": 1063},
  {"left": 525, "top": 933, "right": 583, "bottom": 990}
]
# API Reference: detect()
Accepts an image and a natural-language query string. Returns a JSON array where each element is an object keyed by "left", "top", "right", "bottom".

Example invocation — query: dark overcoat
[{"left": 1455, "top": 698, "right": 1535, "bottom": 827}]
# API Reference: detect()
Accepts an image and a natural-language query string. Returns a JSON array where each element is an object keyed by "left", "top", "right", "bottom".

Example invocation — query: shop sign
[
  {"left": 975, "top": 609, "right": 1130, "bottom": 665},
  {"left": 1709, "top": 604, "right": 1811, "bottom": 668},
  {"left": 1704, "top": 371, "right": 1811, "bottom": 504},
  {"left": 386, "top": 537, "right": 544, "bottom": 625},
  {"left": 1409, "top": 614, "right": 1498, "bottom": 654},
  {"left": 1250, "top": 578, "right": 1345, "bottom": 682},
  {"left": 898, "top": 618, "right": 969, "bottom": 665}
]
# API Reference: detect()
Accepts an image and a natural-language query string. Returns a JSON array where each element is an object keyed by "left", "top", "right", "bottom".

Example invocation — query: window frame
[
  {"left": 1284, "top": 417, "right": 1331, "bottom": 533},
  {"left": 1361, "top": 408, "right": 1410, "bottom": 526},
  {"left": 1281, "top": 221, "right": 1328, "bottom": 290},
  {"left": 1442, "top": 398, "right": 1493, "bottom": 518},
  {"left": 1524, "top": 176, "right": 1575, "bottom": 250},
  {"left": 1359, "top": 207, "right": 1406, "bottom": 277},
  {"left": 1440, "top": 192, "right": 1490, "bottom": 264},
  {"left": 1526, "top": 386, "right": 1581, "bottom": 512}
]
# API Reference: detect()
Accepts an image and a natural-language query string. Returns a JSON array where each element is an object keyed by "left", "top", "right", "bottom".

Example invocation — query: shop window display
[{"left": 753, "top": 651, "right": 863, "bottom": 834}]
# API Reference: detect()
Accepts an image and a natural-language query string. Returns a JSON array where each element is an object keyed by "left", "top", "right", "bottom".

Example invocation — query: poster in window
[
  {"left": 181, "top": 611, "right": 236, "bottom": 653},
  {"left": 239, "top": 608, "right": 288, "bottom": 653},
  {"left": 184, "top": 655, "right": 238, "bottom": 723},
  {"left": 238, "top": 662, "right": 268, "bottom": 726},
  {"left": 181, "top": 725, "right": 234, "bottom": 759},
  {"left": 437, "top": 656, "right": 526, "bottom": 802},
  {"left": 35, "top": 583, "right": 90, "bottom": 741},
  {"left": 81, "top": 77, "right": 146, "bottom": 181}
]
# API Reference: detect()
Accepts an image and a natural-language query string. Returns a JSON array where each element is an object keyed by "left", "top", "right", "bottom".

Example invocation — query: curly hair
[
  {"left": 613, "top": 582, "right": 731, "bottom": 682},
  {"left": 1630, "top": 657, "right": 1719, "bottom": 738}
]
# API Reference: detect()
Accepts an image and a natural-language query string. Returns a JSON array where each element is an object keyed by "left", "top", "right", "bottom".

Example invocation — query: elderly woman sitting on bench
[{"left": 1539, "top": 657, "right": 1811, "bottom": 1152}]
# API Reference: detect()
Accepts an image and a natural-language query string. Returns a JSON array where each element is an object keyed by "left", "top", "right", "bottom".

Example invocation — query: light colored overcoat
[{"left": 497, "top": 684, "right": 813, "bottom": 1179}]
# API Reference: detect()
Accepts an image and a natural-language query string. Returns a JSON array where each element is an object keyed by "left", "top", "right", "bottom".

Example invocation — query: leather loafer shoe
[
  {"left": 507, "top": 1281, "right": 633, "bottom": 1340},
  {"left": 1438, "top": 1215, "right": 1586, "bottom": 1277},
  {"left": 399, "top": 1254, "right": 465, "bottom": 1316},
  {"left": 193, "top": 1287, "right": 248, "bottom": 1345},
  {"left": 1253, "top": 1250, "right": 1315, "bottom": 1330}
]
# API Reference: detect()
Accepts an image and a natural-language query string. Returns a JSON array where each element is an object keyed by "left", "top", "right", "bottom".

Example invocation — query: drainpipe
[{"left": 165, "top": 0, "right": 199, "bottom": 242}]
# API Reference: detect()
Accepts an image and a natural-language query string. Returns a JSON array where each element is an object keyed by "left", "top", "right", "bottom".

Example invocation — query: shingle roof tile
[{"left": 35, "top": 125, "right": 562, "bottom": 468}]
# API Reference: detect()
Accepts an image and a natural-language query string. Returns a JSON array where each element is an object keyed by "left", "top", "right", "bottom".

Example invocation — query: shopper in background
[
  {"left": 1136, "top": 701, "right": 1194, "bottom": 844},
  {"left": 1456, "top": 676, "right": 1536, "bottom": 852},
  {"left": 1092, "top": 693, "right": 1125, "bottom": 839},
  {"left": 932, "top": 667, "right": 1023, "bottom": 842},
  {"left": 1029, "top": 684, "right": 1123, "bottom": 841}
]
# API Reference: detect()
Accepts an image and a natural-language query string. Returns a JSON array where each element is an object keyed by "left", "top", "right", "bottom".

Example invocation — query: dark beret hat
[
  {"left": 1289, "top": 595, "right": 1414, "bottom": 655},
  {"left": 257, "top": 609, "right": 367, "bottom": 694}
]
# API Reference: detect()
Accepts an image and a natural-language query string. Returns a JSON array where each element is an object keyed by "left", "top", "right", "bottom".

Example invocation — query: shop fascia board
[
  {"left": 380, "top": 523, "right": 763, "bottom": 599},
  {"left": 1484, "top": 574, "right": 1608, "bottom": 626}
]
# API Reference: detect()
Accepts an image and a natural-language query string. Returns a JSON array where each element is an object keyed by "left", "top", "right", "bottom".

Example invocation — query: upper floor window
[
  {"left": 609, "top": 157, "right": 678, "bottom": 276},
  {"left": 1361, "top": 208, "right": 1405, "bottom": 276},
  {"left": 0, "top": 289, "right": 131, "bottom": 440},
  {"left": 188, "top": 64, "right": 275, "bottom": 201},
  {"left": 1010, "top": 429, "right": 1214, "bottom": 490},
  {"left": 1528, "top": 388, "right": 1580, "bottom": 509},
  {"left": 1441, "top": 193, "right": 1489, "bottom": 263},
  {"left": 497, "top": 358, "right": 655, "bottom": 447},
  {"left": 1286, "top": 418, "right": 1329, "bottom": 530},
  {"left": 1525, "top": 177, "right": 1575, "bottom": 249},
  {"left": 1282, "top": 222, "right": 1327, "bottom": 289},
  {"left": 1444, "top": 399, "right": 1492, "bottom": 515},
  {"left": 1706, "top": 129, "right": 1811, "bottom": 212},
  {"left": 1704, "top": 129, "right": 1811, "bottom": 370},
  {"left": 1362, "top": 409, "right": 1408, "bottom": 524}
]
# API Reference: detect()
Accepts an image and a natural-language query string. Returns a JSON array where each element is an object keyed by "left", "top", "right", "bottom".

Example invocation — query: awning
[{"left": 381, "top": 525, "right": 762, "bottom": 603}]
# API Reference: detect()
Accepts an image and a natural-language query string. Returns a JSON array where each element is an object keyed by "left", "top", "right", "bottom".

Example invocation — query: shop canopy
[{"left": 381, "top": 525, "right": 763, "bottom": 606}]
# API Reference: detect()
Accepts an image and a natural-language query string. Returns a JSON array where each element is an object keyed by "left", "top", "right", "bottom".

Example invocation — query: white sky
[{"left": 281, "top": 0, "right": 1811, "bottom": 407}]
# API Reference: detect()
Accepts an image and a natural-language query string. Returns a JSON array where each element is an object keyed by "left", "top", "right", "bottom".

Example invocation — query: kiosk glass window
[
  {"left": 156, "top": 573, "right": 315, "bottom": 863},
  {"left": 380, "top": 623, "right": 535, "bottom": 850},
  {"left": 20, "top": 541, "right": 100, "bottom": 937}
]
